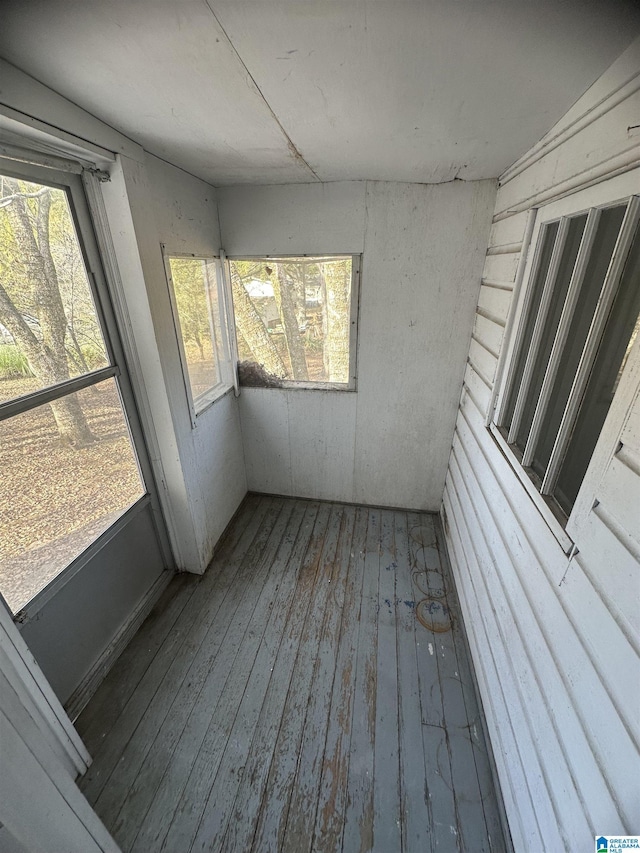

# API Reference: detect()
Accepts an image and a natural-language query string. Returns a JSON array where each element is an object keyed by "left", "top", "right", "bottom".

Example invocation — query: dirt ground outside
[
  {"left": 0, "top": 340, "right": 331, "bottom": 615},
  {"left": 0, "top": 377, "right": 143, "bottom": 613}
]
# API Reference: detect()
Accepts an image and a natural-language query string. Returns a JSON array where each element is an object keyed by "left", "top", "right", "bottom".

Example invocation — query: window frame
[
  {"left": 163, "top": 249, "right": 235, "bottom": 424},
  {"left": 227, "top": 253, "right": 361, "bottom": 392},
  {"left": 0, "top": 156, "right": 170, "bottom": 619},
  {"left": 490, "top": 167, "right": 640, "bottom": 550}
]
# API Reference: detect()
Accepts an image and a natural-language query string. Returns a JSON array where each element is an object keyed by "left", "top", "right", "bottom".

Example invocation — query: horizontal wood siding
[{"left": 443, "top": 38, "right": 640, "bottom": 851}]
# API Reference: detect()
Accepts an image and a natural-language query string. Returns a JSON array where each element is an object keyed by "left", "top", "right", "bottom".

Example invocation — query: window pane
[
  {"left": 554, "top": 219, "right": 640, "bottom": 515},
  {"left": 503, "top": 222, "right": 559, "bottom": 430},
  {"left": 0, "top": 174, "right": 109, "bottom": 403},
  {"left": 168, "top": 257, "right": 222, "bottom": 405},
  {"left": 532, "top": 205, "right": 626, "bottom": 479},
  {"left": 515, "top": 214, "right": 587, "bottom": 452},
  {"left": 230, "top": 256, "right": 353, "bottom": 386},
  {"left": 0, "top": 378, "right": 145, "bottom": 613}
]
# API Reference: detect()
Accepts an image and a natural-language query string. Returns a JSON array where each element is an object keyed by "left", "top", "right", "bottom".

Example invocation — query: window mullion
[
  {"left": 541, "top": 195, "right": 640, "bottom": 495},
  {"left": 507, "top": 217, "right": 570, "bottom": 445},
  {"left": 348, "top": 255, "right": 361, "bottom": 387},
  {"left": 219, "top": 250, "right": 240, "bottom": 396},
  {"left": 521, "top": 209, "right": 601, "bottom": 467},
  {"left": 203, "top": 261, "right": 222, "bottom": 386},
  {"left": 0, "top": 366, "right": 118, "bottom": 423}
]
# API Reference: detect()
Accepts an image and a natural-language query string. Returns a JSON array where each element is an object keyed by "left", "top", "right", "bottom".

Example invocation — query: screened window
[
  {"left": 228, "top": 255, "right": 360, "bottom": 389},
  {"left": 497, "top": 196, "right": 640, "bottom": 520},
  {"left": 165, "top": 254, "right": 232, "bottom": 417},
  {"left": 0, "top": 170, "right": 145, "bottom": 613}
]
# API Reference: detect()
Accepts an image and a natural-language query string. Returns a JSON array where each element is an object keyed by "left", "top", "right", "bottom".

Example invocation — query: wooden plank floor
[{"left": 76, "top": 495, "right": 507, "bottom": 853}]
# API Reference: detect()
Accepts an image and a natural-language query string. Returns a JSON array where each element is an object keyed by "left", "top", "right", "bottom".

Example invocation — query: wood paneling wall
[{"left": 218, "top": 179, "right": 496, "bottom": 511}]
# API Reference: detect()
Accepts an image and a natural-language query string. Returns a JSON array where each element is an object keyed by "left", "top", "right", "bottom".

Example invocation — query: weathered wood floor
[{"left": 77, "top": 494, "right": 506, "bottom": 853}]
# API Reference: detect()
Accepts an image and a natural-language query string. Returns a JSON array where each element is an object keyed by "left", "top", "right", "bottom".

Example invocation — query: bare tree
[
  {"left": 229, "top": 265, "right": 287, "bottom": 378},
  {"left": 0, "top": 179, "right": 94, "bottom": 445},
  {"left": 321, "top": 259, "right": 351, "bottom": 382},
  {"left": 268, "top": 264, "right": 308, "bottom": 381},
  {"left": 169, "top": 258, "right": 209, "bottom": 359}
]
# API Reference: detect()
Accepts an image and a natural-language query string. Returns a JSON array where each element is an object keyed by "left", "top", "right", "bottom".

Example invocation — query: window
[
  {"left": 0, "top": 168, "right": 146, "bottom": 613},
  {"left": 165, "top": 253, "right": 233, "bottom": 418},
  {"left": 228, "top": 255, "right": 360, "bottom": 389},
  {"left": 495, "top": 195, "right": 640, "bottom": 522}
]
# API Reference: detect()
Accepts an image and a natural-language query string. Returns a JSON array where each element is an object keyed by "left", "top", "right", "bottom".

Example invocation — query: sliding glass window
[{"left": 0, "top": 169, "right": 145, "bottom": 614}]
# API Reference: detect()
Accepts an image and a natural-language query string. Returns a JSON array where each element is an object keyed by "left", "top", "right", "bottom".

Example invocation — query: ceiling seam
[{"left": 202, "top": 0, "right": 321, "bottom": 183}]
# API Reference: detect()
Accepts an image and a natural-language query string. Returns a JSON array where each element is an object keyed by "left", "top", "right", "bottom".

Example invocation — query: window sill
[
  {"left": 241, "top": 380, "right": 356, "bottom": 392},
  {"left": 488, "top": 422, "right": 575, "bottom": 555},
  {"left": 193, "top": 383, "right": 235, "bottom": 422}
]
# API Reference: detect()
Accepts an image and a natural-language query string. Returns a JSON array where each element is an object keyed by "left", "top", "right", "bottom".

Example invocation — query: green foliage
[
  {"left": 0, "top": 176, "right": 109, "bottom": 377},
  {"left": 169, "top": 258, "right": 213, "bottom": 360},
  {"left": 0, "top": 344, "right": 33, "bottom": 378}
]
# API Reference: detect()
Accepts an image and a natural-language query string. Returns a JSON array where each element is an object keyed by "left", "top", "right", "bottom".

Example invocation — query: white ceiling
[{"left": 0, "top": 1, "right": 638, "bottom": 187}]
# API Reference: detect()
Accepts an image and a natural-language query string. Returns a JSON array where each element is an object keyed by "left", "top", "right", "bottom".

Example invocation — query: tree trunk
[
  {"left": 230, "top": 268, "right": 287, "bottom": 378},
  {"left": 270, "top": 266, "right": 308, "bottom": 381},
  {"left": 291, "top": 263, "right": 307, "bottom": 329},
  {"left": 321, "top": 261, "right": 351, "bottom": 383},
  {"left": 1, "top": 181, "right": 95, "bottom": 445}
]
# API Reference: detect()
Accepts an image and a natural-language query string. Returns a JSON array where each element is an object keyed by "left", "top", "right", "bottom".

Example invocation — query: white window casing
[
  {"left": 226, "top": 254, "right": 361, "bottom": 391},
  {"left": 163, "top": 249, "right": 236, "bottom": 426},
  {"left": 490, "top": 166, "right": 640, "bottom": 548}
]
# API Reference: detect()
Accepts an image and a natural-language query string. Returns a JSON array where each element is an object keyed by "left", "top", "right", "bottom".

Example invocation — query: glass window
[
  {"left": 531, "top": 205, "right": 626, "bottom": 481},
  {"left": 165, "top": 255, "right": 231, "bottom": 413},
  {"left": 502, "top": 221, "right": 558, "bottom": 432},
  {"left": 514, "top": 214, "right": 587, "bottom": 452},
  {"left": 554, "top": 221, "right": 640, "bottom": 514},
  {"left": 0, "top": 170, "right": 146, "bottom": 613},
  {"left": 228, "top": 255, "right": 359, "bottom": 389},
  {"left": 0, "top": 176, "right": 109, "bottom": 404},
  {"left": 0, "top": 379, "right": 144, "bottom": 613},
  {"left": 497, "top": 198, "right": 640, "bottom": 520}
]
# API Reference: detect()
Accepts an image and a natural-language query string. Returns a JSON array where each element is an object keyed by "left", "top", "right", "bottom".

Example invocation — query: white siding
[{"left": 443, "top": 38, "right": 640, "bottom": 849}]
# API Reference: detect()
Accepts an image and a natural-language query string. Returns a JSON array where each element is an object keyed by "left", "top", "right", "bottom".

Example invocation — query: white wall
[
  {"left": 92, "top": 153, "right": 248, "bottom": 575},
  {"left": 0, "top": 601, "right": 119, "bottom": 852},
  {"left": 140, "top": 153, "right": 247, "bottom": 566},
  {"left": 0, "top": 60, "right": 248, "bottom": 575},
  {"left": 442, "top": 37, "right": 640, "bottom": 851},
  {"left": 218, "top": 179, "right": 496, "bottom": 510}
]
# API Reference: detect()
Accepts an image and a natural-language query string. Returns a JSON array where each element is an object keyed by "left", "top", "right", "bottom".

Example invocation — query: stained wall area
[
  {"left": 218, "top": 178, "right": 496, "bottom": 510},
  {"left": 442, "top": 38, "right": 640, "bottom": 850}
]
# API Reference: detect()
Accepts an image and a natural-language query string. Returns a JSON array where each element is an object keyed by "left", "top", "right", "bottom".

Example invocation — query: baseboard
[
  {"left": 64, "top": 569, "right": 175, "bottom": 723},
  {"left": 247, "top": 489, "right": 440, "bottom": 516}
]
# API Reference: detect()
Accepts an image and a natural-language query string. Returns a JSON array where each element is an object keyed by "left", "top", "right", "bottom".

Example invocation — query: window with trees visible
[
  {"left": 165, "top": 253, "right": 233, "bottom": 418},
  {"left": 228, "top": 256, "right": 359, "bottom": 389},
  {"left": 0, "top": 167, "right": 145, "bottom": 614},
  {"left": 494, "top": 195, "right": 640, "bottom": 521}
]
